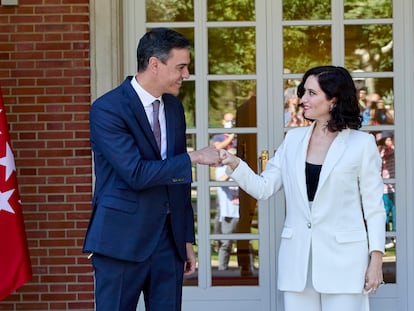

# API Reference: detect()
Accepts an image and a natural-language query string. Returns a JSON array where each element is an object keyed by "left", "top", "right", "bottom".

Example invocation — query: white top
[{"left": 131, "top": 77, "right": 167, "bottom": 159}]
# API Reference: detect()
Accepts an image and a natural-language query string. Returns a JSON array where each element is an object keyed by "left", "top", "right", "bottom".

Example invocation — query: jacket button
[{"left": 307, "top": 223, "right": 311, "bottom": 228}]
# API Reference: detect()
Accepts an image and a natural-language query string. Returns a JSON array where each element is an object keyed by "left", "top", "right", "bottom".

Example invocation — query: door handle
[{"left": 258, "top": 150, "right": 269, "bottom": 173}]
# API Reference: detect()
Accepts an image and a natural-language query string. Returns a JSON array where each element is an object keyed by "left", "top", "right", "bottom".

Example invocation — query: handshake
[{"left": 188, "top": 146, "right": 240, "bottom": 170}]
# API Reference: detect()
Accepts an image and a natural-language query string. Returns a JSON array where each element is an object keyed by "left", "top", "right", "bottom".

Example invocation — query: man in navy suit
[{"left": 83, "top": 28, "right": 220, "bottom": 311}]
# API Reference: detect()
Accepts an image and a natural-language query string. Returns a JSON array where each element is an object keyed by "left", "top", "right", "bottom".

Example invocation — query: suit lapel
[
  {"left": 295, "top": 124, "right": 314, "bottom": 207},
  {"left": 124, "top": 80, "right": 161, "bottom": 157},
  {"left": 315, "top": 129, "right": 350, "bottom": 198},
  {"left": 294, "top": 125, "right": 350, "bottom": 205}
]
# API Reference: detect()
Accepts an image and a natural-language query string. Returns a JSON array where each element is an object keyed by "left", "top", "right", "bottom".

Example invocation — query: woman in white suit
[{"left": 220, "top": 66, "right": 385, "bottom": 311}]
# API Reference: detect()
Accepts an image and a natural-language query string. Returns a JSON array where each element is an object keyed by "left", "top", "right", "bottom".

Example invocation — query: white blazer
[{"left": 228, "top": 123, "right": 385, "bottom": 294}]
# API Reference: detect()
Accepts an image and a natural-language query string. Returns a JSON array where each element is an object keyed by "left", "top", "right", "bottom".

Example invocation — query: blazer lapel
[
  {"left": 315, "top": 129, "right": 350, "bottom": 198},
  {"left": 295, "top": 124, "right": 315, "bottom": 207}
]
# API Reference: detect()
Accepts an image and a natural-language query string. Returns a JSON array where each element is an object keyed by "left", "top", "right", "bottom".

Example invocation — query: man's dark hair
[
  {"left": 358, "top": 86, "right": 368, "bottom": 93},
  {"left": 297, "top": 65, "right": 362, "bottom": 131},
  {"left": 137, "top": 28, "right": 190, "bottom": 72}
]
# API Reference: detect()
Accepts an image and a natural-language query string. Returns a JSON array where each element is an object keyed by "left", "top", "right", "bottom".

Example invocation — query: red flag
[{"left": 0, "top": 86, "right": 32, "bottom": 301}]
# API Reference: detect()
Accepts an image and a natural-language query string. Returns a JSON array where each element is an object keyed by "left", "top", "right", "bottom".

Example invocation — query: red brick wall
[{"left": 0, "top": 1, "right": 94, "bottom": 310}]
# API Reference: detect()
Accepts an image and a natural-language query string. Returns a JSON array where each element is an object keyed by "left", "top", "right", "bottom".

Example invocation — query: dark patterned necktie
[{"left": 152, "top": 100, "right": 161, "bottom": 150}]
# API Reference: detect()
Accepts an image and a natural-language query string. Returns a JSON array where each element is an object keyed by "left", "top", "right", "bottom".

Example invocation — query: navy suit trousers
[{"left": 92, "top": 216, "right": 185, "bottom": 311}]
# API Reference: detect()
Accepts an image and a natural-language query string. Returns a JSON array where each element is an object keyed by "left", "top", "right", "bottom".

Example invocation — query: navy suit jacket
[{"left": 83, "top": 76, "right": 195, "bottom": 262}]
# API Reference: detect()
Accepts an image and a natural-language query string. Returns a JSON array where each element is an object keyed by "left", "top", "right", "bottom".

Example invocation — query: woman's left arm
[
  {"left": 359, "top": 134, "right": 386, "bottom": 293},
  {"left": 359, "top": 134, "right": 386, "bottom": 253}
]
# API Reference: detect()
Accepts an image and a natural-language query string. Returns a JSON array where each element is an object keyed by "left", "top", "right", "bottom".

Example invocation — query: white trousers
[{"left": 284, "top": 288, "right": 369, "bottom": 311}]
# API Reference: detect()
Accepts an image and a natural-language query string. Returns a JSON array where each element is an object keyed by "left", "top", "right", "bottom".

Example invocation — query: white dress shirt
[{"left": 131, "top": 76, "right": 167, "bottom": 159}]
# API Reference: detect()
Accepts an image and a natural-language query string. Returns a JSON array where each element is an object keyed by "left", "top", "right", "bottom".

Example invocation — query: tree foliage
[
  {"left": 146, "top": 0, "right": 194, "bottom": 22},
  {"left": 145, "top": 0, "right": 394, "bottom": 125}
]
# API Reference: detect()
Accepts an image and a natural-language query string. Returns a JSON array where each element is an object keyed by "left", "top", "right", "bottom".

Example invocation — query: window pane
[
  {"left": 283, "top": 79, "right": 311, "bottom": 128},
  {"left": 376, "top": 129, "right": 396, "bottom": 232},
  {"left": 211, "top": 239, "right": 259, "bottom": 286},
  {"left": 186, "top": 133, "right": 197, "bottom": 181},
  {"left": 146, "top": 0, "right": 194, "bottom": 22},
  {"left": 209, "top": 183, "right": 259, "bottom": 285},
  {"left": 208, "top": 80, "right": 256, "bottom": 128},
  {"left": 383, "top": 236, "right": 396, "bottom": 284},
  {"left": 180, "top": 80, "right": 195, "bottom": 128},
  {"left": 383, "top": 184, "right": 396, "bottom": 232},
  {"left": 344, "top": 0, "right": 392, "bottom": 19},
  {"left": 190, "top": 187, "right": 198, "bottom": 235},
  {"left": 211, "top": 183, "right": 239, "bottom": 234},
  {"left": 208, "top": 27, "right": 256, "bottom": 75},
  {"left": 207, "top": 0, "right": 255, "bottom": 21},
  {"left": 345, "top": 24, "right": 393, "bottom": 73},
  {"left": 210, "top": 184, "right": 259, "bottom": 234},
  {"left": 184, "top": 186, "right": 198, "bottom": 286},
  {"left": 384, "top": 184, "right": 396, "bottom": 285},
  {"left": 283, "top": 26, "right": 332, "bottom": 74},
  {"left": 282, "top": 0, "right": 331, "bottom": 20},
  {"left": 356, "top": 78, "right": 394, "bottom": 126}
]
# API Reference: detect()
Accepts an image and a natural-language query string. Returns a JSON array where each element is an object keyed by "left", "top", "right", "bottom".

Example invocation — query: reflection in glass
[
  {"left": 212, "top": 185, "right": 239, "bottom": 271},
  {"left": 376, "top": 129, "right": 396, "bottom": 232},
  {"left": 208, "top": 27, "right": 256, "bottom": 75},
  {"left": 283, "top": 26, "right": 332, "bottom": 73},
  {"left": 282, "top": 0, "right": 331, "bottom": 20},
  {"left": 210, "top": 181, "right": 258, "bottom": 286},
  {"left": 344, "top": 0, "right": 392, "bottom": 19},
  {"left": 190, "top": 187, "right": 198, "bottom": 234},
  {"left": 210, "top": 132, "right": 237, "bottom": 160},
  {"left": 207, "top": 0, "right": 255, "bottom": 21},
  {"left": 368, "top": 97, "right": 394, "bottom": 125},
  {"left": 208, "top": 80, "right": 256, "bottom": 128},
  {"left": 283, "top": 80, "right": 311, "bottom": 128},
  {"left": 211, "top": 239, "right": 259, "bottom": 286},
  {"left": 146, "top": 0, "right": 194, "bottom": 22},
  {"left": 184, "top": 186, "right": 198, "bottom": 286},
  {"left": 235, "top": 93, "right": 257, "bottom": 128},
  {"left": 179, "top": 80, "right": 196, "bottom": 128},
  {"left": 345, "top": 24, "right": 393, "bottom": 73},
  {"left": 383, "top": 235, "right": 396, "bottom": 284},
  {"left": 383, "top": 183, "right": 396, "bottom": 232},
  {"left": 356, "top": 78, "right": 394, "bottom": 126}
]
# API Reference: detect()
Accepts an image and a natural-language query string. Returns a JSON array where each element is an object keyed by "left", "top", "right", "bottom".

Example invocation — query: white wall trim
[{"left": 90, "top": 0, "right": 123, "bottom": 102}]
